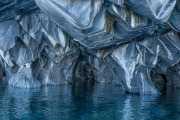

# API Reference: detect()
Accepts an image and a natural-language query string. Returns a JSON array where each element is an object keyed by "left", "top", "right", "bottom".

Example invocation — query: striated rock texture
[{"left": 0, "top": 0, "right": 179, "bottom": 94}]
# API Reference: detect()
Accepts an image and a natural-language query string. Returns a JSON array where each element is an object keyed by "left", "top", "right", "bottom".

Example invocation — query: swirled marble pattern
[{"left": 0, "top": 0, "right": 179, "bottom": 94}]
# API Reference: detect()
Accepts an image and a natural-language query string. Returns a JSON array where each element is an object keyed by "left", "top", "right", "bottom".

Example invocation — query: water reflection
[{"left": 0, "top": 82, "right": 180, "bottom": 120}]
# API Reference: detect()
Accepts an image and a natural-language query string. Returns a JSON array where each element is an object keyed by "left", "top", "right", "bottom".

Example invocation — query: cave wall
[{"left": 0, "top": 0, "right": 179, "bottom": 94}]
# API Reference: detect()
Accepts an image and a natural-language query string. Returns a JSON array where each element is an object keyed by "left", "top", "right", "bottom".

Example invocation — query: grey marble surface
[{"left": 0, "top": 0, "right": 179, "bottom": 94}]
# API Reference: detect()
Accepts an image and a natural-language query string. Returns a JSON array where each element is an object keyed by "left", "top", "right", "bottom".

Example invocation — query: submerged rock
[{"left": 0, "top": 0, "right": 179, "bottom": 94}]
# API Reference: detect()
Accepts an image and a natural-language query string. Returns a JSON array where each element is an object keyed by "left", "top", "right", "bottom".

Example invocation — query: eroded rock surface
[{"left": 0, "top": 0, "right": 179, "bottom": 94}]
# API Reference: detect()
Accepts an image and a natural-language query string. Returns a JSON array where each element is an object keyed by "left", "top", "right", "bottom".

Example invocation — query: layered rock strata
[{"left": 0, "top": 0, "right": 179, "bottom": 94}]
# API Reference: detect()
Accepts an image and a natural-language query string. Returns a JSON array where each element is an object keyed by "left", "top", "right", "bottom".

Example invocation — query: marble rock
[
  {"left": 0, "top": 0, "right": 179, "bottom": 94},
  {"left": 124, "top": 0, "right": 177, "bottom": 22},
  {"left": 0, "top": 12, "right": 80, "bottom": 88},
  {"left": 168, "top": 0, "right": 180, "bottom": 32},
  {"left": 0, "top": 0, "right": 39, "bottom": 22}
]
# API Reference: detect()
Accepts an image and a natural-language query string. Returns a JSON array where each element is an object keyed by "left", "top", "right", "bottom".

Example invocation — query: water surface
[{"left": 0, "top": 82, "right": 180, "bottom": 120}]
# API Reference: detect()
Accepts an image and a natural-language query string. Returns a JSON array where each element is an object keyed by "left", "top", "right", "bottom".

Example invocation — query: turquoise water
[{"left": 0, "top": 82, "right": 180, "bottom": 120}]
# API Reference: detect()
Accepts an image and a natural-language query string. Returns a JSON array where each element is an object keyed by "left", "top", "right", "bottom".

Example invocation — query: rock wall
[{"left": 0, "top": 0, "right": 180, "bottom": 94}]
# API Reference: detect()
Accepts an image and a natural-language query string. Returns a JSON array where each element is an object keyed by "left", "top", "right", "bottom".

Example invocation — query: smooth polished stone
[
  {"left": 0, "top": 0, "right": 39, "bottom": 22},
  {"left": 124, "top": 0, "right": 177, "bottom": 22},
  {"left": 0, "top": 0, "right": 179, "bottom": 94}
]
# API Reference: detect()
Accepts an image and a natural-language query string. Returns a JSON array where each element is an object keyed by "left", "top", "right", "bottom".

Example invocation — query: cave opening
[{"left": 73, "top": 53, "right": 96, "bottom": 91}]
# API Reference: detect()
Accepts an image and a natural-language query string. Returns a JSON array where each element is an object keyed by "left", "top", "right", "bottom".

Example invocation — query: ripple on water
[{"left": 0, "top": 82, "right": 180, "bottom": 120}]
